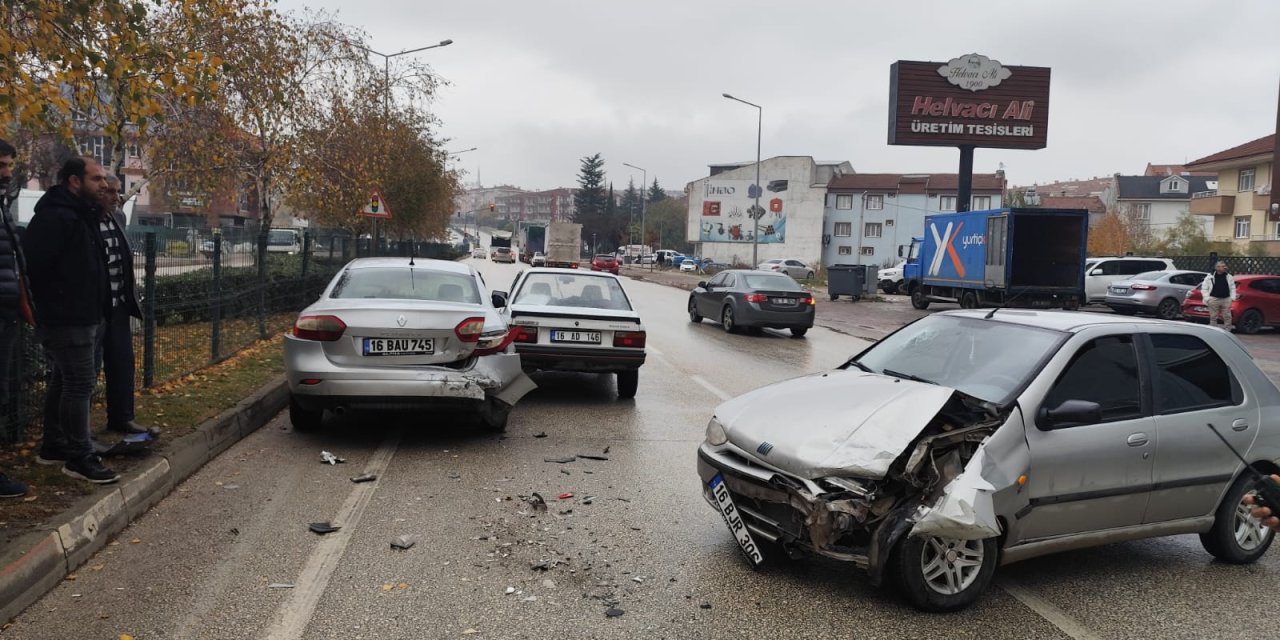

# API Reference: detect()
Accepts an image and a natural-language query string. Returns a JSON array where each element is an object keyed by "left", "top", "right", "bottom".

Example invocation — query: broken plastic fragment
[
  {"left": 582, "top": 497, "right": 594, "bottom": 505},
  {"left": 910, "top": 447, "right": 1002, "bottom": 540},
  {"left": 577, "top": 454, "right": 609, "bottom": 461},
  {"left": 320, "top": 451, "right": 346, "bottom": 465},
  {"left": 534, "top": 432, "right": 547, "bottom": 438},
  {"left": 605, "top": 607, "right": 625, "bottom": 618},
  {"left": 544, "top": 456, "right": 575, "bottom": 464},
  {"left": 351, "top": 473, "right": 377, "bottom": 483},
  {"left": 268, "top": 583, "right": 294, "bottom": 589},
  {"left": 558, "top": 492, "right": 574, "bottom": 500},
  {"left": 309, "top": 522, "right": 340, "bottom": 535},
  {"left": 505, "top": 586, "right": 516, "bottom": 595},
  {"left": 527, "top": 493, "right": 548, "bottom": 512},
  {"left": 391, "top": 535, "right": 418, "bottom": 550}
]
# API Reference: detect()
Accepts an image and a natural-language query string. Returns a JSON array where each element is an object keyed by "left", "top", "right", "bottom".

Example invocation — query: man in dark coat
[
  {"left": 23, "top": 156, "right": 119, "bottom": 484},
  {"left": 0, "top": 138, "right": 28, "bottom": 497}
]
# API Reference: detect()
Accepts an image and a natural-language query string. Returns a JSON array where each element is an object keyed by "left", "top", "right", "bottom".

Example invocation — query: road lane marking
[
  {"left": 647, "top": 345, "right": 664, "bottom": 356},
  {"left": 998, "top": 578, "right": 1104, "bottom": 640},
  {"left": 690, "top": 375, "right": 732, "bottom": 401},
  {"left": 264, "top": 431, "right": 401, "bottom": 640}
]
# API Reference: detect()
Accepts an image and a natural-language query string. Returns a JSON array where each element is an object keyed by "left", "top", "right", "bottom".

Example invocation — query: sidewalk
[{"left": 0, "top": 377, "right": 289, "bottom": 623}]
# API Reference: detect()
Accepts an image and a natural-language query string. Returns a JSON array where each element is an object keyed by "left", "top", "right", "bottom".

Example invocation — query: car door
[
  {"left": 785, "top": 260, "right": 806, "bottom": 278},
  {"left": 1247, "top": 278, "right": 1280, "bottom": 325},
  {"left": 1143, "top": 332, "right": 1258, "bottom": 523},
  {"left": 696, "top": 272, "right": 728, "bottom": 317},
  {"left": 1019, "top": 333, "right": 1155, "bottom": 540}
]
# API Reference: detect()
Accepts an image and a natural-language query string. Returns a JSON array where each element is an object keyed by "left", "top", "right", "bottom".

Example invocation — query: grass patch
[{"left": 0, "top": 335, "right": 285, "bottom": 544}]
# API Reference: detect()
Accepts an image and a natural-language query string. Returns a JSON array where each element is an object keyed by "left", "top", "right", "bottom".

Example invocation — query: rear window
[
  {"left": 594, "top": 255, "right": 615, "bottom": 261},
  {"left": 330, "top": 267, "right": 481, "bottom": 304},
  {"left": 514, "top": 272, "right": 632, "bottom": 310},
  {"left": 1132, "top": 271, "right": 1166, "bottom": 281},
  {"left": 743, "top": 274, "right": 803, "bottom": 291}
]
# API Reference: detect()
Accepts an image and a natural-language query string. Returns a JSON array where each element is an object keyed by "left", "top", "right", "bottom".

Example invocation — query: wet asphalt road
[{"left": 5, "top": 258, "right": 1268, "bottom": 639}]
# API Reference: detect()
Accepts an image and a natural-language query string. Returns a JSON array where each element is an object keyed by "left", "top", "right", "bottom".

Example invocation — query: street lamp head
[
  {"left": 440, "top": 39, "right": 453, "bottom": 46},
  {"left": 722, "top": 93, "right": 733, "bottom": 99}
]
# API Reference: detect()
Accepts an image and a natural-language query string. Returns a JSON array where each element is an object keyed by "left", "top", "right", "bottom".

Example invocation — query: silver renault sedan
[
  {"left": 285, "top": 258, "right": 535, "bottom": 431},
  {"left": 697, "top": 310, "right": 1278, "bottom": 611},
  {"left": 1105, "top": 269, "right": 1206, "bottom": 319}
]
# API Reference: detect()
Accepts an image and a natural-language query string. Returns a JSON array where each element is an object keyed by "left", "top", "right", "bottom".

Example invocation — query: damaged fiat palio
[{"left": 698, "top": 310, "right": 1280, "bottom": 611}]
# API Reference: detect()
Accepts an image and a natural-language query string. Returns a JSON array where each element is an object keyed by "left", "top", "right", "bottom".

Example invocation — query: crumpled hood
[{"left": 717, "top": 369, "right": 955, "bottom": 480}]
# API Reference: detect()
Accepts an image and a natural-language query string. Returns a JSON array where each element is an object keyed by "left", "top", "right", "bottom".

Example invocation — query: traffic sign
[{"left": 359, "top": 190, "right": 392, "bottom": 219}]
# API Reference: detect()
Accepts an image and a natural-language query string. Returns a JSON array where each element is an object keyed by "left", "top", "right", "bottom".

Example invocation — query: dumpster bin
[{"left": 826, "top": 264, "right": 866, "bottom": 301}]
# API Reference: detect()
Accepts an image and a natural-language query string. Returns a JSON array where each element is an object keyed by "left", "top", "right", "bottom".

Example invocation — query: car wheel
[
  {"left": 1156, "top": 297, "right": 1181, "bottom": 320},
  {"left": 805, "top": 271, "right": 815, "bottom": 280},
  {"left": 688, "top": 298, "right": 702, "bottom": 323},
  {"left": 790, "top": 327, "right": 808, "bottom": 338},
  {"left": 1062, "top": 297, "right": 1081, "bottom": 311},
  {"left": 960, "top": 291, "right": 979, "bottom": 309},
  {"left": 1238, "top": 309, "right": 1263, "bottom": 334},
  {"left": 616, "top": 369, "right": 638, "bottom": 399},
  {"left": 896, "top": 535, "right": 998, "bottom": 612},
  {"left": 289, "top": 394, "right": 323, "bottom": 432},
  {"left": 911, "top": 288, "right": 931, "bottom": 310},
  {"left": 478, "top": 399, "right": 512, "bottom": 432},
  {"left": 830, "top": 293, "right": 840, "bottom": 301},
  {"left": 721, "top": 306, "right": 738, "bottom": 333},
  {"left": 1200, "top": 472, "right": 1276, "bottom": 563}
]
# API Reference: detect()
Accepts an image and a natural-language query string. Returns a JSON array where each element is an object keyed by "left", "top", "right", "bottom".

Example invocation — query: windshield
[
  {"left": 514, "top": 272, "right": 632, "bottom": 310},
  {"left": 330, "top": 267, "right": 481, "bottom": 304},
  {"left": 851, "top": 314, "right": 1065, "bottom": 404},
  {"left": 742, "top": 273, "right": 802, "bottom": 291},
  {"left": 268, "top": 229, "right": 299, "bottom": 246}
]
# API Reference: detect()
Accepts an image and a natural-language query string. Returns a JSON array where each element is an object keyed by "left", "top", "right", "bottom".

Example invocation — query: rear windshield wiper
[{"left": 881, "top": 368, "right": 936, "bottom": 385}]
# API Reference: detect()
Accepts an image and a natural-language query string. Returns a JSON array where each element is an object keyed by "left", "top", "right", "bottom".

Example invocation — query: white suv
[{"left": 1084, "top": 256, "right": 1176, "bottom": 303}]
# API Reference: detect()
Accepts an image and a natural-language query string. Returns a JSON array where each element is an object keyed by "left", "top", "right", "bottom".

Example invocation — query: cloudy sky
[{"left": 281, "top": 0, "right": 1279, "bottom": 192}]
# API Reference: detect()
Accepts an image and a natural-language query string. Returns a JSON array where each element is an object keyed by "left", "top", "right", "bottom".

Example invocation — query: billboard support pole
[{"left": 957, "top": 145, "right": 974, "bottom": 213}]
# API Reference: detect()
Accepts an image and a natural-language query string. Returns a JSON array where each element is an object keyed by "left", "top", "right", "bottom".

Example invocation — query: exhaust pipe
[{"left": 331, "top": 406, "right": 347, "bottom": 416}]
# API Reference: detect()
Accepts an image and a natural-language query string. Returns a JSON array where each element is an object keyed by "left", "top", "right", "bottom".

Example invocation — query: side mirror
[
  {"left": 491, "top": 291, "right": 508, "bottom": 308},
  {"left": 1090, "top": 269, "right": 1104, "bottom": 276},
  {"left": 1038, "top": 399, "right": 1102, "bottom": 430},
  {"left": 697, "top": 281, "right": 709, "bottom": 289},
  {"left": 897, "top": 246, "right": 904, "bottom": 258}
]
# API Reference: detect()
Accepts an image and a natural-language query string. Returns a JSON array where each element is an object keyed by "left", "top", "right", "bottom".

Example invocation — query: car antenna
[{"left": 985, "top": 307, "right": 998, "bottom": 319}]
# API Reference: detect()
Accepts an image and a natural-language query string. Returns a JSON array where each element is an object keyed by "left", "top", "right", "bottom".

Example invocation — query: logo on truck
[{"left": 927, "top": 221, "right": 967, "bottom": 278}]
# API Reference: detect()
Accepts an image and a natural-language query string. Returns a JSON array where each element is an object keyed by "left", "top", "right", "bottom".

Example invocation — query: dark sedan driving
[{"left": 688, "top": 269, "right": 815, "bottom": 337}]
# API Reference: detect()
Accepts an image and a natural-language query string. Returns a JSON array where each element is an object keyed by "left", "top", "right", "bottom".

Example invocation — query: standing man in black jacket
[
  {"left": 0, "top": 139, "right": 29, "bottom": 497},
  {"left": 24, "top": 156, "right": 119, "bottom": 484}
]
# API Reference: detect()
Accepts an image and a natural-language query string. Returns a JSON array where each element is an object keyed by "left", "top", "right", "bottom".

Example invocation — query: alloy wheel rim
[
  {"left": 920, "top": 537, "right": 984, "bottom": 595},
  {"left": 1159, "top": 300, "right": 1178, "bottom": 319},
  {"left": 1234, "top": 492, "right": 1272, "bottom": 551},
  {"left": 723, "top": 308, "right": 733, "bottom": 330}
]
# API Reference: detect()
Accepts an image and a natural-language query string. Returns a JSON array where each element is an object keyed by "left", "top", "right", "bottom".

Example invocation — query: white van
[
  {"left": 267, "top": 228, "right": 303, "bottom": 255},
  {"left": 1083, "top": 256, "right": 1176, "bottom": 303}
]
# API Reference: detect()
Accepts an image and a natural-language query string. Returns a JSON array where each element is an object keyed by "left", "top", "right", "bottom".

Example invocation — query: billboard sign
[
  {"left": 698, "top": 180, "right": 788, "bottom": 243},
  {"left": 889, "top": 54, "right": 1051, "bottom": 150}
]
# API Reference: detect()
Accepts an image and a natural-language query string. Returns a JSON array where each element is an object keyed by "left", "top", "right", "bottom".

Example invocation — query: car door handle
[
  {"left": 1232, "top": 419, "right": 1250, "bottom": 432},
  {"left": 1127, "top": 433, "right": 1149, "bottom": 447}
]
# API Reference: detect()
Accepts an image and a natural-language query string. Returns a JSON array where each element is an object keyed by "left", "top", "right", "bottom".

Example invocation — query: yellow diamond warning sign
[{"left": 359, "top": 189, "right": 392, "bottom": 219}]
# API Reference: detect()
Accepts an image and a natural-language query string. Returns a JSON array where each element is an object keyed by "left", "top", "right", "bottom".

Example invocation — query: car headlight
[{"left": 705, "top": 416, "right": 728, "bottom": 446}]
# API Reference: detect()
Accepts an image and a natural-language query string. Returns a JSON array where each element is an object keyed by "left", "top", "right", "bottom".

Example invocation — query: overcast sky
[{"left": 280, "top": 0, "right": 1279, "bottom": 192}]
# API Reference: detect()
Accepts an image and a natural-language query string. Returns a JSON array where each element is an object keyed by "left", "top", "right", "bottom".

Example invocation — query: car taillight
[
  {"left": 1131, "top": 284, "right": 1156, "bottom": 290},
  {"left": 570, "top": 262, "right": 579, "bottom": 269},
  {"left": 613, "top": 331, "right": 646, "bottom": 348},
  {"left": 454, "top": 317, "right": 486, "bottom": 343},
  {"left": 803, "top": 295, "right": 815, "bottom": 305},
  {"left": 474, "top": 329, "right": 513, "bottom": 356},
  {"left": 512, "top": 325, "right": 539, "bottom": 343},
  {"left": 745, "top": 294, "right": 768, "bottom": 303},
  {"left": 293, "top": 315, "right": 346, "bottom": 341}
]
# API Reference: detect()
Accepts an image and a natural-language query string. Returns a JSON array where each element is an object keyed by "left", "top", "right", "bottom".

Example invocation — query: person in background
[
  {"left": 94, "top": 175, "right": 153, "bottom": 437},
  {"left": 0, "top": 138, "right": 28, "bottom": 497},
  {"left": 24, "top": 156, "right": 118, "bottom": 484},
  {"left": 1199, "top": 261, "right": 1237, "bottom": 331}
]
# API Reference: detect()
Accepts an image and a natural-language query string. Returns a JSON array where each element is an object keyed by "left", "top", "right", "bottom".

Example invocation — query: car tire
[
  {"left": 911, "top": 288, "right": 931, "bottom": 310},
  {"left": 895, "top": 534, "right": 998, "bottom": 612},
  {"left": 960, "top": 291, "right": 979, "bottom": 309},
  {"left": 478, "top": 399, "right": 512, "bottom": 432},
  {"left": 1200, "top": 472, "right": 1276, "bottom": 563},
  {"left": 721, "top": 306, "right": 738, "bottom": 333},
  {"left": 1238, "top": 309, "right": 1264, "bottom": 335},
  {"left": 616, "top": 369, "right": 638, "bottom": 399},
  {"left": 688, "top": 298, "right": 702, "bottom": 323},
  {"left": 1062, "top": 297, "right": 1081, "bottom": 311},
  {"left": 1156, "top": 297, "right": 1181, "bottom": 320},
  {"left": 790, "top": 327, "right": 808, "bottom": 338},
  {"left": 805, "top": 271, "right": 815, "bottom": 280},
  {"left": 830, "top": 293, "right": 840, "bottom": 301},
  {"left": 289, "top": 394, "right": 323, "bottom": 432}
]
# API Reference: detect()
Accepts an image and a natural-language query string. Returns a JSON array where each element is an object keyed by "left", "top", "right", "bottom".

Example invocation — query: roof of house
[
  {"left": 827, "top": 173, "right": 1004, "bottom": 192},
  {"left": 1114, "top": 175, "right": 1214, "bottom": 200},
  {"left": 1036, "top": 195, "right": 1107, "bottom": 214},
  {"left": 1186, "top": 134, "right": 1276, "bottom": 169},
  {"left": 1012, "top": 176, "right": 1112, "bottom": 198},
  {"left": 1144, "top": 163, "right": 1214, "bottom": 177}
]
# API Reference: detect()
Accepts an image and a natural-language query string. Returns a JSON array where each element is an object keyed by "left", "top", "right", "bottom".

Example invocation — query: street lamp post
[
  {"left": 722, "top": 93, "right": 762, "bottom": 268},
  {"left": 622, "top": 162, "right": 648, "bottom": 270},
  {"left": 354, "top": 38, "right": 453, "bottom": 256}
]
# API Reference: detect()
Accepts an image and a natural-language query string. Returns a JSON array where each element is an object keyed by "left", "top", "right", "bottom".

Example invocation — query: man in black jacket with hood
[
  {"left": 0, "top": 138, "right": 29, "bottom": 497},
  {"left": 23, "top": 156, "right": 119, "bottom": 484}
]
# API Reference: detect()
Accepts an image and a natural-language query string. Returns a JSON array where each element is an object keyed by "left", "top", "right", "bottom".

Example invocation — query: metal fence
[
  {"left": 1170, "top": 255, "right": 1280, "bottom": 274},
  {"left": 0, "top": 227, "right": 464, "bottom": 443}
]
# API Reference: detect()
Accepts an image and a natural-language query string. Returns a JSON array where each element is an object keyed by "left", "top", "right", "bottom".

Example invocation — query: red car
[
  {"left": 1182, "top": 274, "right": 1280, "bottom": 334},
  {"left": 591, "top": 254, "right": 619, "bottom": 275}
]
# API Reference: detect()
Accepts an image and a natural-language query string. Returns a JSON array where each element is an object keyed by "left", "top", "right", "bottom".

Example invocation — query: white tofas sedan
[
  {"left": 496, "top": 268, "right": 646, "bottom": 398},
  {"left": 284, "top": 258, "right": 535, "bottom": 431}
]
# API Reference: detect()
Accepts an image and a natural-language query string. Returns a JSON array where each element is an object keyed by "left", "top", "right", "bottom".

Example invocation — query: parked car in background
[
  {"left": 679, "top": 258, "right": 699, "bottom": 273},
  {"left": 1105, "top": 270, "right": 1206, "bottom": 319},
  {"left": 491, "top": 246, "right": 516, "bottom": 263},
  {"left": 1184, "top": 274, "right": 1280, "bottom": 334},
  {"left": 496, "top": 268, "right": 646, "bottom": 399},
  {"left": 757, "top": 258, "right": 815, "bottom": 280},
  {"left": 590, "top": 254, "right": 619, "bottom": 274},
  {"left": 284, "top": 258, "right": 535, "bottom": 432},
  {"left": 698, "top": 310, "right": 1279, "bottom": 611},
  {"left": 1083, "top": 256, "right": 1176, "bottom": 303},
  {"left": 689, "top": 269, "right": 815, "bottom": 337},
  {"left": 267, "top": 228, "right": 303, "bottom": 255},
  {"left": 531, "top": 251, "right": 547, "bottom": 267},
  {"left": 654, "top": 249, "right": 678, "bottom": 265},
  {"left": 877, "top": 261, "right": 905, "bottom": 294}
]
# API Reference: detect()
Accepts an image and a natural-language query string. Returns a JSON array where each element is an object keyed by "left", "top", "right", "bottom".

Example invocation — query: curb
[{"left": 0, "top": 374, "right": 289, "bottom": 623}]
